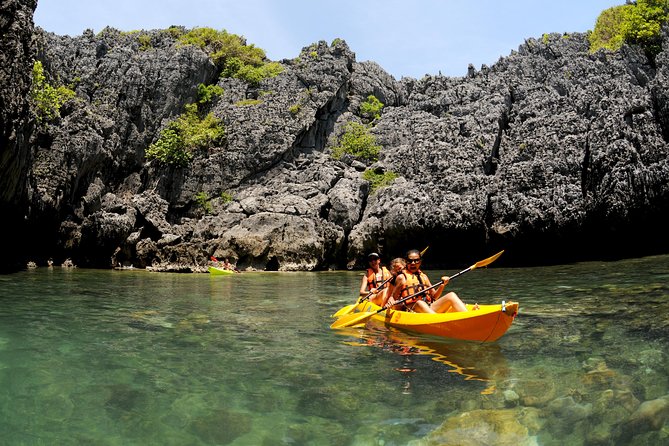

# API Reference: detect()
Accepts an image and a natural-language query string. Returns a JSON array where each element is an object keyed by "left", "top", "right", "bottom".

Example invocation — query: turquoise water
[{"left": 0, "top": 256, "right": 668, "bottom": 445}]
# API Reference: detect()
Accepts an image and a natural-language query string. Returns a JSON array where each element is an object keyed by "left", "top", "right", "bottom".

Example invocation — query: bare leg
[
  {"left": 411, "top": 301, "right": 435, "bottom": 313},
  {"left": 369, "top": 290, "right": 386, "bottom": 306},
  {"left": 430, "top": 292, "right": 467, "bottom": 313}
]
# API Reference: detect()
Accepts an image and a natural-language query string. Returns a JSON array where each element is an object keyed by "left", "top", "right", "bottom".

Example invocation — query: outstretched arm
[
  {"left": 430, "top": 275, "right": 449, "bottom": 300},
  {"left": 359, "top": 274, "right": 369, "bottom": 296}
]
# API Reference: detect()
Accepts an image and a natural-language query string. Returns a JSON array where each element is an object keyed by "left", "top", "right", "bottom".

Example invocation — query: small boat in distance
[{"left": 208, "top": 266, "right": 236, "bottom": 276}]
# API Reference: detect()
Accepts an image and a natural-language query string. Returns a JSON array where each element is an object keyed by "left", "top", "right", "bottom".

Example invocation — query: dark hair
[{"left": 406, "top": 249, "right": 421, "bottom": 259}]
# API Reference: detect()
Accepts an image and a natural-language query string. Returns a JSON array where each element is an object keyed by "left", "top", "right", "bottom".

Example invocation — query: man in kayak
[
  {"left": 384, "top": 249, "right": 474, "bottom": 313},
  {"left": 359, "top": 252, "right": 392, "bottom": 305}
]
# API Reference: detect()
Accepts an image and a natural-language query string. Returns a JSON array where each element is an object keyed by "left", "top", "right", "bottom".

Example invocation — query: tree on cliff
[{"left": 590, "top": 0, "right": 669, "bottom": 57}]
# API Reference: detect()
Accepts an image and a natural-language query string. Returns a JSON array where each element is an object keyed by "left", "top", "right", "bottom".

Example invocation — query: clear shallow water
[{"left": 0, "top": 256, "right": 667, "bottom": 445}]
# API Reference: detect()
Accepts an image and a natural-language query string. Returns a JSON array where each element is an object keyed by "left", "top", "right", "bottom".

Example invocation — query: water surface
[{"left": 1, "top": 256, "right": 668, "bottom": 445}]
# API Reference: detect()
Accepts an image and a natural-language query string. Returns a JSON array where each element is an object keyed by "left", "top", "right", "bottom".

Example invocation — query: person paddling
[
  {"left": 384, "top": 249, "right": 476, "bottom": 313},
  {"left": 384, "top": 257, "right": 407, "bottom": 299},
  {"left": 359, "top": 252, "right": 392, "bottom": 306}
]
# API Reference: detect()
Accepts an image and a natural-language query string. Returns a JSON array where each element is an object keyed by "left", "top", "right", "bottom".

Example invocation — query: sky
[{"left": 34, "top": 0, "right": 624, "bottom": 79}]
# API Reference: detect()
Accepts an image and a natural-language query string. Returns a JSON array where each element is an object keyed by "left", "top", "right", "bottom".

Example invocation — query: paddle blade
[
  {"left": 472, "top": 250, "right": 504, "bottom": 270},
  {"left": 330, "top": 311, "right": 375, "bottom": 329},
  {"left": 331, "top": 304, "right": 356, "bottom": 318}
]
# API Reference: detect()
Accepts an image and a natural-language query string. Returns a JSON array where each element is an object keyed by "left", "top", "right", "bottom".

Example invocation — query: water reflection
[{"left": 334, "top": 324, "right": 510, "bottom": 395}]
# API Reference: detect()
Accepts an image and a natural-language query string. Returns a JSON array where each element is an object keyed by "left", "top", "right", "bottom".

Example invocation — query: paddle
[
  {"left": 332, "top": 276, "right": 394, "bottom": 318},
  {"left": 331, "top": 246, "right": 430, "bottom": 318},
  {"left": 330, "top": 250, "right": 504, "bottom": 329}
]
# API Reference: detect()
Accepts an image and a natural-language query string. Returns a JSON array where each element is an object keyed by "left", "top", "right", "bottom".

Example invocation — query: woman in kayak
[
  {"left": 384, "top": 257, "right": 406, "bottom": 298},
  {"left": 359, "top": 252, "right": 392, "bottom": 305},
  {"left": 384, "top": 249, "right": 475, "bottom": 313}
]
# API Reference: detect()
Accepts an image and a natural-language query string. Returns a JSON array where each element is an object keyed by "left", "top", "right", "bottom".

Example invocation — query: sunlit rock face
[{"left": 2, "top": 5, "right": 669, "bottom": 270}]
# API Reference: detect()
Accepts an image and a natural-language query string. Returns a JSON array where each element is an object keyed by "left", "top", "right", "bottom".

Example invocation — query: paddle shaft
[{"left": 360, "top": 275, "right": 393, "bottom": 301}]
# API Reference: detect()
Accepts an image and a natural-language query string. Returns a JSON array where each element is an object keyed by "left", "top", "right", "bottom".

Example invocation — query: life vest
[
  {"left": 366, "top": 266, "right": 391, "bottom": 289},
  {"left": 399, "top": 270, "right": 433, "bottom": 305}
]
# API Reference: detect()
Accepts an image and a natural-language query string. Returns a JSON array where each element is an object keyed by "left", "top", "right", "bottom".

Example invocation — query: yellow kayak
[
  {"left": 208, "top": 266, "right": 236, "bottom": 275},
  {"left": 339, "top": 300, "right": 519, "bottom": 342}
]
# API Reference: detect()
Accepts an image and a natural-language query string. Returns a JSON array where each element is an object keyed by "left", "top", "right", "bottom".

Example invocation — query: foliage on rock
[
  {"left": 362, "top": 169, "right": 398, "bottom": 192},
  {"left": 331, "top": 122, "right": 382, "bottom": 163},
  {"left": 178, "top": 27, "right": 264, "bottom": 66},
  {"left": 177, "top": 27, "right": 283, "bottom": 85},
  {"left": 360, "top": 95, "right": 384, "bottom": 120},
  {"left": 194, "top": 191, "right": 212, "bottom": 214},
  {"left": 222, "top": 58, "right": 284, "bottom": 86},
  {"left": 197, "top": 83, "right": 223, "bottom": 104},
  {"left": 146, "top": 103, "right": 224, "bottom": 166},
  {"left": 589, "top": 0, "right": 669, "bottom": 57},
  {"left": 30, "top": 61, "right": 76, "bottom": 123}
]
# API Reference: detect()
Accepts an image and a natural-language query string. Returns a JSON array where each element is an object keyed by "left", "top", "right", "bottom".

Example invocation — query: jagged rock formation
[
  {"left": 0, "top": 0, "right": 36, "bottom": 271},
  {"left": 1, "top": 4, "right": 669, "bottom": 271}
]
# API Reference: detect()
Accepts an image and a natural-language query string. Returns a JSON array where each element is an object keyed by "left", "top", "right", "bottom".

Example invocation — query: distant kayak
[
  {"left": 208, "top": 266, "right": 236, "bottom": 275},
  {"left": 335, "top": 300, "right": 519, "bottom": 342}
]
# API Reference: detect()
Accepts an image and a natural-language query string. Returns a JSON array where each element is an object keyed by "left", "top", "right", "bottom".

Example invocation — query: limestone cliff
[
  {"left": 0, "top": 0, "right": 36, "bottom": 271},
  {"left": 2, "top": 5, "right": 669, "bottom": 271}
]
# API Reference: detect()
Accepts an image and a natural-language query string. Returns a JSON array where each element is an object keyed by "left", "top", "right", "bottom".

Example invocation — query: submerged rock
[
  {"left": 616, "top": 395, "right": 669, "bottom": 442},
  {"left": 413, "top": 408, "right": 539, "bottom": 446}
]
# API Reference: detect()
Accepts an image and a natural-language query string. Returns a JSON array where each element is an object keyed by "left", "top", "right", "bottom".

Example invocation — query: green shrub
[
  {"left": 288, "top": 103, "right": 301, "bottom": 115},
  {"left": 221, "top": 192, "right": 233, "bottom": 203},
  {"left": 138, "top": 34, "right": 152, "bottom": 51},
  {"left": 197, "top": 83, "right": 223, "bottom": 104},
  {"left": 590, "top": 0, "right": 669, "bottom": 56},
  {"left": 178, "top": 27, "right": 265, "bottom": 67},
  {"left": 362, "top": 169, "right": 398, "bottom": 192},
  {"left": 331, "top": 122, "right": 382, "bottom": 162},
  {"left": 223, "top": 58, "right": 284, "bottom": 85},
  {"left": 360, "top": 95, "right": 384, "bottom": 120},
  {"left": 178, "top": 27, "right": 284, "bottom": 85},
  {"left": 194, "top": 192, "right": 212, "bottom": 214},
  {"left": 166, "top": 26, "right": 185, "bottom": 39},
  {"left": 145, "top": 128, "right": 191, "bottom": 166},
  {"left": 146, "top": 103, "right": 225, "bottom": 166},
  {"left": 589, "top": 5, "right": 631, "bottom": 52},
  {"left": 30, "top": 60, "right": 76, "bottom": 123}
]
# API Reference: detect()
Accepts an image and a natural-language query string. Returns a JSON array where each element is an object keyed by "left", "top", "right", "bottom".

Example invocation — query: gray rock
[{"left": 1, "top": 6, "right": 669, "bottom": 270}]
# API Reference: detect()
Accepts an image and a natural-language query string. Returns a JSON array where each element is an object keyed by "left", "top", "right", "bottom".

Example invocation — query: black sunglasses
[{"left": 407, "top": 258, "right": 421, "bottom": 264}]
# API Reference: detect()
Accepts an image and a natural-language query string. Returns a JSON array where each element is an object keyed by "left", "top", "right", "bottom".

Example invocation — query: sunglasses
[{"left": 407, "top": 258, "right": 421, "bottom": 264}]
